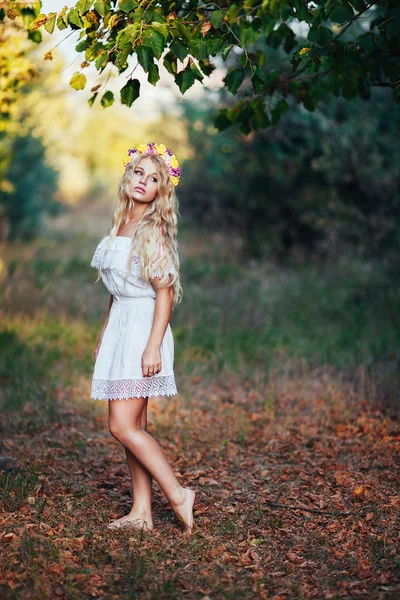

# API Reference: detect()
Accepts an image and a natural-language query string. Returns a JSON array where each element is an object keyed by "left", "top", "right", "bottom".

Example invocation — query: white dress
[{"left": 89, "top": 234, "right": 178, "bottom": 400}]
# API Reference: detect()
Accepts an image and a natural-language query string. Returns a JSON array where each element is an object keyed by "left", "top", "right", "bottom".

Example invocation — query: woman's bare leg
[
  {"left": 108, "top": 396, "right": 196, "bottom": 535},
  {"left": 125, "top": 397, "right": 153, "bottom": 517},
  {"left": 108, "top": 397, "right": 154, "bottom": 530}
]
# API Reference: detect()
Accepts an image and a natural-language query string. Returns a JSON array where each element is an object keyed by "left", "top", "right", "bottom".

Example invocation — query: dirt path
[{"left": 1, "top": 374, "right": 399, "bottom": 599}]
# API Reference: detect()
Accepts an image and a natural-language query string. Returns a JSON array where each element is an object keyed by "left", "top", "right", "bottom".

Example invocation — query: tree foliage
[
  {"left": 178, "top": 89, "right": 400, "bottom": 266},
  {"left": 2, "top": 0, "right": 400, "bottom": 133}
]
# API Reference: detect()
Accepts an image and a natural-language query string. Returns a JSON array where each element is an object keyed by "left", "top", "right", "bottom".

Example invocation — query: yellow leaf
[{"left": 31, "top": 14, "right": 48, "bottom": 30}]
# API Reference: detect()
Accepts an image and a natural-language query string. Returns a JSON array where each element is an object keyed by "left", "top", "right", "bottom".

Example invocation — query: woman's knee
[{"left": 109, "top": 420, "right": 143, "bottom": 446}]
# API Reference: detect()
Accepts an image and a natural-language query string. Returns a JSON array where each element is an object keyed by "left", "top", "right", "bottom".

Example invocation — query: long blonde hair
[{"left": 95, "top": 152, "right": 183, "bottom": 309}]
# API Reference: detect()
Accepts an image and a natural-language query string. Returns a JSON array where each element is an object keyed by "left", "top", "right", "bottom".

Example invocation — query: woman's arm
[{"left": 141, "top": 282, "right": 173, "bottom": 377}]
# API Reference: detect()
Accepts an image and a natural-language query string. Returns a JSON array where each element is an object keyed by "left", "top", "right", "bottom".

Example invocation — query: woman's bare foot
[
  {"left": 107, "top": 511, "right": 153, "bottom": 531},
  {"left": 172, "top": 488, "right": 196, "bottom": 536}
]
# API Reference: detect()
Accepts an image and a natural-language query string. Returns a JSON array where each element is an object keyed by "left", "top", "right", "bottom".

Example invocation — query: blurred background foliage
[
  {"left": 0, "top": 7, "right": 399, "bottom": 417},
  {"left": 179, "top": 87, "right": 400, "bottom": 269}
]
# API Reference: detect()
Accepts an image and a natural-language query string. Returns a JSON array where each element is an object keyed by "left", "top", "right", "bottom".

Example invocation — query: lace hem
[
  {"left": 90, "top": 238, "right": 176, "bottom": 279},
  {"left": 90, "top": 375, "right": 178, "bottom": 400}
]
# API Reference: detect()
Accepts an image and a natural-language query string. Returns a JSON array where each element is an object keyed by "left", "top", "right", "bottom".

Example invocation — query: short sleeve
[{"left": 152, "top": 264, "right": 176, "bottom": 279}]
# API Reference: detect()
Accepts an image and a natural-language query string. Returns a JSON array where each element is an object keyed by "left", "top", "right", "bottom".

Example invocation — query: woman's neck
[{"left": 125, "top": 210, "right": 147, "bottom": 224}]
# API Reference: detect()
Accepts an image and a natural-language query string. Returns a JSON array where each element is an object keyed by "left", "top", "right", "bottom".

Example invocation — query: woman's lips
[{"left": 134, "top": 186, "right": 145, "bottom": 193}]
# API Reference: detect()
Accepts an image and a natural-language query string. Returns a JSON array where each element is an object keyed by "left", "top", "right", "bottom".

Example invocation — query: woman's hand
[{"left": 141, "top": 344, "right": 162, "bottom": 377}]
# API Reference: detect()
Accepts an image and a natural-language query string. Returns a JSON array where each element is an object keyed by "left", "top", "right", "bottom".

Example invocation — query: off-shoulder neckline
[{"left": 103, "top": 234, "right": 133, "bottom": 241}]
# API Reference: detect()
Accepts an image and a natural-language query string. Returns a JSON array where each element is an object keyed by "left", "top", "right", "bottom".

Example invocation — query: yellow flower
[
  {"left": 171, "top": 176, "right": 179, "bottom": 186},
  {"left": 123, "top": 156, "right": 131, "bottom": 166},
  {"left": 136, "top": 144, "right": 148, "bottom": 153},
  {"left": 170, "top": 155, "right": 179, "bottom": 168},
  {"left": 155, "top": 143, "right": 166, "bottom": 154},
  {"left": 299, "top": 47, "right": 311, "bottom": 56}
]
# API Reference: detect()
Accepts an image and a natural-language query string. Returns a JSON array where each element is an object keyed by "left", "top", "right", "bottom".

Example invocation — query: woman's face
[{"left": 130, "top": 156, "right": 159, "bottom": 203}]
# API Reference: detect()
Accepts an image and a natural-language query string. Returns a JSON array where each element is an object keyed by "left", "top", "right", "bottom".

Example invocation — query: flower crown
[{"left": 123, "top": 142, "right": 181, "bottom": 186}]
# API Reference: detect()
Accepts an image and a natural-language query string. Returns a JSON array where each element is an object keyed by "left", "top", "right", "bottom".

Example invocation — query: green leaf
[
  {"left": 151, "top": 21, "right": 169, "bottom": 38},
  {"left": 28, "top": 29, "right": 42, "bottom": 44},
  {"left": 291, "top": 0, "right": 311, "bottom": 22},
  {"left": 308, "top": 25, "right": 333, "bottom": 46},
  {"left": 358, "top": 32, "right": 374, "bottom": 53},
  {"left": 175, "top": 68, "right": 196, "bottom": 94},
  {"left": 320, "top": 56, "right": 333, "bottom": 71},
  {"left": 163, "top": 51, "right": 177, "bottom": 75},
  {"left": 20, "top": 7, "right": 39, "bottom": 28},
  {"left": 308, "top": 26, "right": 319, "bottom": 43},
  {"left": 75, "top": 38, "right": 87, "bottom": 52},
  {"left": 255, "top": 50, "right": 265, "bottom": 66},
  {"left": 94, "top": 0, "right": 110, "bottom": 18},
  {"left": 251, "top": 66, "right": 265, "bottom": 94},
  {"left": 147, "top": 63, "right": 160, "bottom": 86},
  {"left": 214, "top": 108, "right": 232, "bottom": 131},
  {"left": 101, "top": 90, "right": 114, "bottom": 107},
  {"left": 190, "top": 59, "right": 204, "bottom": 82},
  {"left": 21, "top": 8, "right": 36, "bottom": 27},
  {"left": 76, "top": 0, "right": 93, "bottom": 15},
  {"left": 119, "top": 0, "right": 138, "bottom": 13},
  {"left": 68, "top": 8, "right": 84, "bottom": 28},
  {"left": 199, "top": 58, "right": 215, "bottom": 76},
  {"left": 170, "top": 40, "right": 189, "bottom": 61},
  {"left": 136, "top": 45, "right": 154, "bottom": 73},
  {"left": 175, "top": 22, "right": 191, "bottom": 44},
  {"left": 207, "top": 37, "right": 223, "bottom": 56},
  {"left": 57, "top": 13, "right": 68, "bottom": 31},
  {"left": 189, "top": 38, "right": 208, "bottom": 60},
  {"left": 95, "top": 52, "right": 108, "bottom": 70},
  {"left": 210, "top": 10, "right": 224, "bottom": 29},
  {"left": 318, "top": 26, "right": 333, "bottom": 45},
  {"left": 222, "top": 44, "right": 233, "bottom": 61},
  {"left": 261, "top": 13, "right": 278, "bottom": 37},
  {"left": 240, "top": 22, "right": 261, "bottom": 46},
  {"left": 44, "top": 12, "right": 56, "bottom": 34},
  {"left": 143, "top": 28, "right": 165, "bottom": 60},
  {"left": 275, "top": 98, "right": 289, "bottom": 117},
  {"left": 116, "top": 45, "right": 131, "bottom": 73},
  {"left": 120, "top": 78, "right": 140, "bottom": 107},
  {"left": 116, "top": 24, "right": 138, "bottom": 49},
  {"left": 88, "top": 92, "right": 98, "bottom": 106},
  {"left": 224, "top": 68, "right": 245, "bottom": 95},
  {"left": 330, "top": 4, "right": 353, "bottom": 24},
  {"left": 70, "top": 72, "right": 87, "bottom": 90},
  {"left": 226, "top": 3, "right": 240, "bottom": 24}
]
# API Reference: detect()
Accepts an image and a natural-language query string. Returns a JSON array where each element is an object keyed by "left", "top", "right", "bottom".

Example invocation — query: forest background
[{"left": 0, "top": 1, "right": 399, "bottom": 599}]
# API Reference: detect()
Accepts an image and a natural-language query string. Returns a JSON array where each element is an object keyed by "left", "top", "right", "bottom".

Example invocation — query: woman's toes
[
  {"left": 107, "top": 516, "right": 153, "bottom": 531},
  {"left": 174, "top": 488, "right": 196, "bottom": 535}
]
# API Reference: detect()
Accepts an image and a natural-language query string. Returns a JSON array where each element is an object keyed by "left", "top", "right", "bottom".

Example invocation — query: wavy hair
[{"left": 94, "top": 152, "right": 183, "bottom": 309}]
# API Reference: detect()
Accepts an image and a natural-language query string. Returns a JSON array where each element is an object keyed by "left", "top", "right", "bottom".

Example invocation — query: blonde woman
[{"left": 90, "top": 143, "right": 196, "bottom": 535}]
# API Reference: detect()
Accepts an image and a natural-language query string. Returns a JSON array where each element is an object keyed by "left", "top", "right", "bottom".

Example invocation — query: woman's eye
[{"left": 134, "top": 170, "right": 157, "bottom": 182}]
